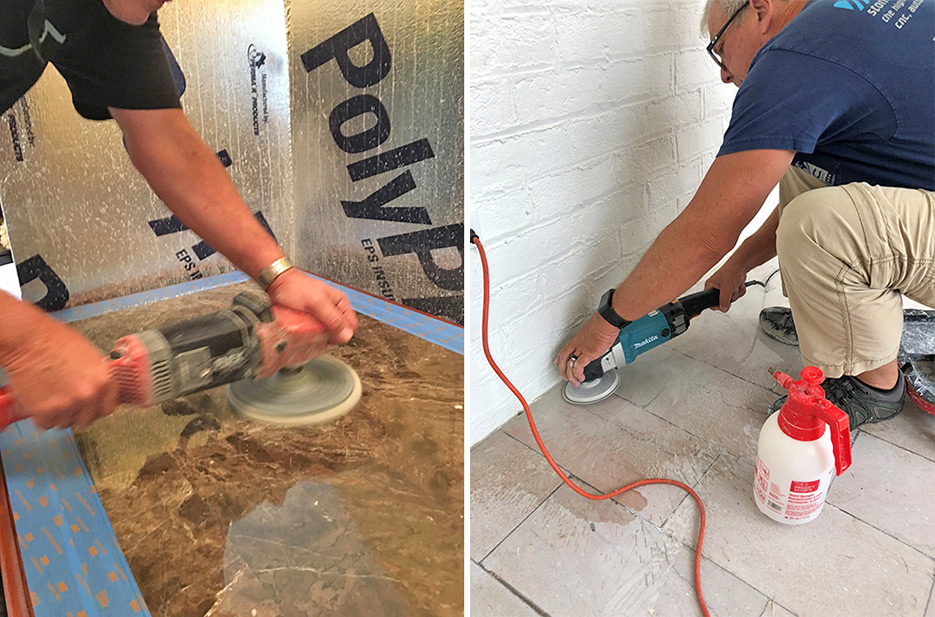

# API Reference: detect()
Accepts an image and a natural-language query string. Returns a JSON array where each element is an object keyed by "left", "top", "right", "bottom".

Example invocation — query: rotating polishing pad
[
  {"left": 562, "top": 371, "right": 620, "bottom": 405},
  {"left": 228, "top": 356, "right": 362, "bottom": 426}
]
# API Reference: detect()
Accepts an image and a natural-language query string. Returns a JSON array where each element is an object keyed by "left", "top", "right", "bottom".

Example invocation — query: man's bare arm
[
  {"left": 557, "top": 149, "right": 794, "bottom": 384},
  {"left": 110, "top": 107, "right": 283, "bottom": 280},
  {"left": 110, "top": 107, "right": 357, "bottom": 342},
  {"left": 0, "top": 291, "right": 117, "bottom": 429},
  {"left": 610, "top": 149, "right": 794, "bottom": 319},
  {"left": 705, "top": 205, "right": 780, "bottom": 311}
]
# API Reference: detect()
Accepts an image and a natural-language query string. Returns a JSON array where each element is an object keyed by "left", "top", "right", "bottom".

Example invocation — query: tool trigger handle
[
  {"left": 582, "top": 357, "right": 604, "bottom": 381},
  {"left": 582, "top": 347, "right": 616, "bottom": 382},
  {"left": 677, "top": 288, "right": 722, "bottom": 320}
]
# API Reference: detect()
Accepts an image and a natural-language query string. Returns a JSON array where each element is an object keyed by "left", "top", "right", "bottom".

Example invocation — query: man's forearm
[
  {"left": 112, "top": 108, "right": 283, "bottom": 280},
  {"left": 610, "top": 211, "right": 731, "bottom": 320},
  {"left": 609, "top": 150, "right": 794, "bottom": 320},
  {"left": 727, "top": 206, "right": 779, "bottom": 273}
]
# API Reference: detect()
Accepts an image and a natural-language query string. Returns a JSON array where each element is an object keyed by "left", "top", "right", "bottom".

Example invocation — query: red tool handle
[
  {"left": 254, "top": 305, "right": 329, "bottom": 379},
  {"left": 0, "top": 387, "right": 23, "bottom": 431},
  {"left": 0, "top": 299, "right": 329, "bottom": 429},
  {"left": 0, "top": 355, "right": 130, "bottom": 431}
]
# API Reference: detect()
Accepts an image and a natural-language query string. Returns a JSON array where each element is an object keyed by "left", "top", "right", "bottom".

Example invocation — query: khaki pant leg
[
  {"left": 776, "top": 167, "right": 830, "bottom": 298},
  {"left": 776, "top": 182, "right": 935, "bottom": 378},
  {"left": 778, "top": 166, "right": 830, "bottom": 212}
]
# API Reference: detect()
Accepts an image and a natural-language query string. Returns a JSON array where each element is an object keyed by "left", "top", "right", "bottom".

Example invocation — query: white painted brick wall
[{"left": 469, "top": 0, "right": 736, "bottom": 445}]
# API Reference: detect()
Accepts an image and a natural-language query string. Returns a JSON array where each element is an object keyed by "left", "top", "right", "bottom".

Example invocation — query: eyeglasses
[{"left": 706, "top": 3, "right": 747, "bottom": 72}]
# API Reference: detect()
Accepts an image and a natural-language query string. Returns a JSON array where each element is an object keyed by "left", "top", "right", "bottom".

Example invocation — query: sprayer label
[
  {"left": 785, "top": 487, "right": 826, "bottom": 520},
  {"left": 790, "top": 480, "right": 820, "bottom": 493}
]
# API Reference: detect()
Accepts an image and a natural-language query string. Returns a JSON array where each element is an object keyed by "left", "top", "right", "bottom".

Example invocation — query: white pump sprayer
[{"left": 754, "top": 366, "right": 852, "bottom": 525}]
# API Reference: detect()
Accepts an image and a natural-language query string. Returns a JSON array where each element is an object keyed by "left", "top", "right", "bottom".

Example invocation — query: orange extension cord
[{"left": 472, "top": 234, "right": 711, "bottom": 617}]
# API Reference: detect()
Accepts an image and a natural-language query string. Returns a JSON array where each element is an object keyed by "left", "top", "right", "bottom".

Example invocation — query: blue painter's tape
[
  {"left": 304, "top": 274, "right": 464, "bottom": 356},
  {"left": 51, "top": 271, "right": 249, "bottom": 324},
  {"left": 52, "top": 272, "right": 464, "bottom": 355},
  {"left": 0, "top": 423, "right": 150, "bottom": 616}
]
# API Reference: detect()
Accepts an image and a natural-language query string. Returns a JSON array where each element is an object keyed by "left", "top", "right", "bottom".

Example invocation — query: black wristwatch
[{"left": 598, "top": 289, "right": 630, "bottom": 329}]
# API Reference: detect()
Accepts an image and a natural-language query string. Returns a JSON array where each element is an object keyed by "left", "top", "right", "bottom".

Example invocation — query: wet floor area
[
  {"left": 471, "top": 260, "right": 935, "bottom": 617},
  {"left": 68, "top": 283, "right": 463, "bottom": 617}
]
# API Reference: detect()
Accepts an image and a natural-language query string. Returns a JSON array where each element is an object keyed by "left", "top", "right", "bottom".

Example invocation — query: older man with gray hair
[{"left": 557, "top": 0, "right": 934, "bottom": 430}]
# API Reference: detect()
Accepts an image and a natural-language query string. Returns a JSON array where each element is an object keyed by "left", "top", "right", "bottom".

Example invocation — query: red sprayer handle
[{"left": 815, "top": 398, "right": 852, "bottom": 476}]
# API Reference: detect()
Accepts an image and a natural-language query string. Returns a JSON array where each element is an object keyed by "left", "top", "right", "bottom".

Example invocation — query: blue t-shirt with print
[{"left": 718, "top": 0, "right": 935, "bottom": 191}]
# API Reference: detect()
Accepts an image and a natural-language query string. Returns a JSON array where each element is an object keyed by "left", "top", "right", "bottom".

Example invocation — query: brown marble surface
[{"left": 68, "top": 283, "right": 464, "bottom": 617}]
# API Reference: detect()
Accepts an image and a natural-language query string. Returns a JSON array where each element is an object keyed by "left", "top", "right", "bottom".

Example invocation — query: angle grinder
[
  {"left": 564, "top": 287, "right": 724, "bottom": 405},
  {"left": 0, "top": 292, "right": 362, "bottom": 427}
]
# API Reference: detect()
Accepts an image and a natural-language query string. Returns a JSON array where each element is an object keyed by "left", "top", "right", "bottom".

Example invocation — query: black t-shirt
[{"left": 0, "top": 0, "right": 181, "bottom": 120}]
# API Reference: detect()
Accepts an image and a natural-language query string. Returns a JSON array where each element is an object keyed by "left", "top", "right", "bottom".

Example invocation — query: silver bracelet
[{"left": 256, "top": 256, "right": 294, "bottom": 290}]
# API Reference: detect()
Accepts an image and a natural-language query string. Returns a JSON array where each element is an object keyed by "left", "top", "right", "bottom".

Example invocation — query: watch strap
[{"left": 598, "top": 288, "right": 630, "bottom": 329}]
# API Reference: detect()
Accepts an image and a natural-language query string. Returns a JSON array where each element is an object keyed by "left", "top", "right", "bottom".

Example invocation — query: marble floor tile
[
  {"left": 502, "top": 384, "right": 719, "bottom": 525},
  {"left": 66, "top": 284, "right": 463, "bottom": 617},
  {"left": 482, "top": 484, "right": 767, "bottom": 617},
  {"left": 828, "top": 432, "right": 935, "bottom": 558},
  {"left": 645, "top": 357, "right": 777, "bottom": 463},
  {"left": 470, "top": 562, "right": 540, "bottom": 617},
  {"left": 470, "top": 431, "right": 562, "bottom": 561},
  {"left": 664, "top": 454, "right": 935, "bottom": 617},
  {"left": 927, "top": 584, "right": 935, "bottom": 617},
  {"left": 860, "top": 399, "right": 935, "bottom": 464}
]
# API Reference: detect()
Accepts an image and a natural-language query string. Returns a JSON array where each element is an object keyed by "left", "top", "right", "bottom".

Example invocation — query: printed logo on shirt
[
  {"left": 834, "top": 0, "right": 867, "bottom": 10},
  {"left": 793, "top": 161, "right": 837, "bottom": 185},
  {"left": 851, "top": 0, "right": 928, "bottom": 28}
]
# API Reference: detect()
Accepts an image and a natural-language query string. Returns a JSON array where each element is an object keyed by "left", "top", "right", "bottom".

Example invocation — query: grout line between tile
[
  {"left": 860, "top": 426, "right": 935, "bottom": 465},
  {"left": 500, "top": 429, "right": 579, "bottom": 481},
  {"left": 638, "top": 490, "right": 787, "bottom": 617},
  {"left": 925, "top": 574, "right": 935, "bottom": 617},
  {"left": 670, "top": 348, "right": 782, "bottom": 403},
  {"left": 477, "top": 445, "right": 562, "bottom": 565},
  {"left": 822, "top": 500, "right": 935, "bottom": 566},
  {"left": 824, "top": 430, "right": 935, "bottom": 563},
  {"left": 472, "top": 558, "right": 553, "bottom": 617},
  {"left": 659, "top": 452, "right": 721, "bottom": 530}
]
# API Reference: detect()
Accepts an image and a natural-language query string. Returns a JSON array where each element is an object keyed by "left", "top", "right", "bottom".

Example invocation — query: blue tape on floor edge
[
  {"left": 0, "top": 423, "right": 149, "bottom": 616},
  {"left": 51, "top": 272, "right": 464, "bottom": 355}
]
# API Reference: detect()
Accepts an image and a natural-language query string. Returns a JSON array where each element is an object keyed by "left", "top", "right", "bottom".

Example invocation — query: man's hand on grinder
[
  {"left": 266, "top": 268, "right": 358, "bottom": 344},
  {"left": 704, "top": 257, "right": 749, "bottom": 313},
  {"left": 4, "top": 318, "right": 118, "bottom": 430},
  {"left": 555, "top": 312, "right": 620, "bottom": 387}
]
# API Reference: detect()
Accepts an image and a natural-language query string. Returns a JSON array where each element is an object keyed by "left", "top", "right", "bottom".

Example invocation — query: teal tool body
[{"left": 565, "top": 287, "right": 723, "bottom": 404}]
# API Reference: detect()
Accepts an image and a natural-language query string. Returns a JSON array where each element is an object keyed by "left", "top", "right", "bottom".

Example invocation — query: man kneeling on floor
[{"left": 556, "top": 0, "right": 934, "bottom": 430}]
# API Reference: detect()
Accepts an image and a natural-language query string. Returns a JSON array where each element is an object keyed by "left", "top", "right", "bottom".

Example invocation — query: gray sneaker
[
  {"left": 768, "top": 374, "right": 905, "bottom": 431},
  {"left": 759, "top": 306, "right": 798, "bottom": 345}
]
